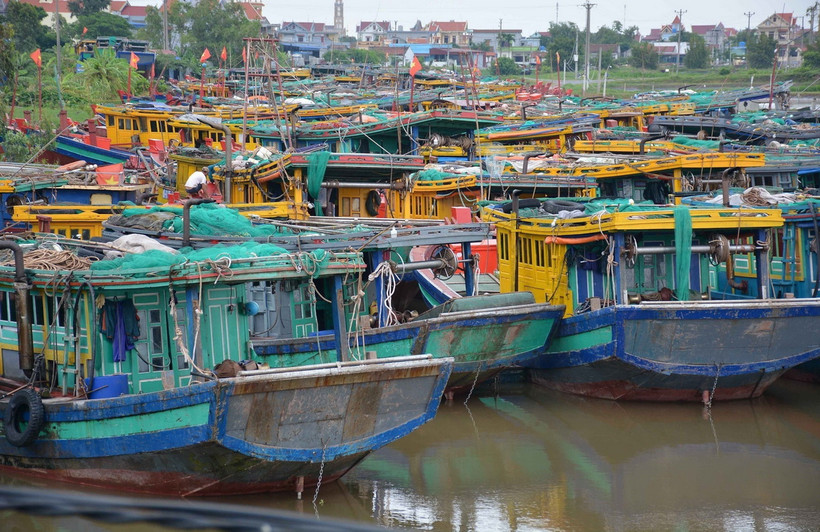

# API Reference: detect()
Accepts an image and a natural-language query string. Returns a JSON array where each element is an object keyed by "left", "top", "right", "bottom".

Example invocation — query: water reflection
[
  {"left": 3, "top": 381, "right": 819, "bottom": 531},
  {"left": 336, "top": 380, "right": 820, "bottom": 531}
]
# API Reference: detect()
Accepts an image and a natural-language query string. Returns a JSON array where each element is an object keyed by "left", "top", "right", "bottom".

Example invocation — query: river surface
[{"left": 3, "top": 377, "right": 820, "bottom": 532}]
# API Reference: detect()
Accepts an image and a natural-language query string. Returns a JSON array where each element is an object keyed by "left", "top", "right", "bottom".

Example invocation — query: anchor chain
[
  {"left": 312, "top": 443, "right": 327, "bottom": 510},
  {"left": 706, "top": 363, "right": 721, "bottom": 409}
]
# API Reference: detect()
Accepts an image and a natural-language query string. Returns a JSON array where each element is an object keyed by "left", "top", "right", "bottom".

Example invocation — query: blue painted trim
[
  {"left": 1, "top": 425, "right": 212, "bottom": 459},
  {"left": 218, "top": 361, "right": 451, "bottom": 462},
  {"left": 34, "top": 382, "right": 217, "bottom": 422}
]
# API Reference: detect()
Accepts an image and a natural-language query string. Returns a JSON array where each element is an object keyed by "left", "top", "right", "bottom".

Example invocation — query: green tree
[
  {"left": 322, "top": 48, "right": 386, "bottom": 64},
  {"left": 541, "top": 22, "right": 579, "bottom": 73},
  {"left": 184, "top": 0, "right": 261, "bottom": 64},
  {"left": 0, "top": 23, "right": 15, "bottom": 125},
  {"left": 62, "top": 47, "right": 147, "bottom": 101},
  {"left": 471, "top": 40, "right": 492, "bottom": 52},
  {"left": 140, "top": 0, "right": 260, "bottom": 66},
  {"left": 67, "top": 0, "right": 110, "bottom": 18},
  {"left": 0, "top": 23, "right": 14, "bottom": 86},
  {"left": 498, "top": 32, "right": 514, "bottom": 50},
  {"left": 495, "top": 56, "right": 520, "bottom": 75},
  {"left": 747, "top": 33, "right": 777, "bottom": 69},
  {"left": 1, "top": 2, "right": 55, "bottom": 53},
  {"left": 803, "top": 40, "right": 820, "bottom": 69},
  {"left": 69, "top": 12, "right": 133, "bottom": 40},
  {"left": 684, "top": 34, "right": 709, "bottom": 68},
  {"left": 629, "top": 42, "right": 658, "bottom": 69}
]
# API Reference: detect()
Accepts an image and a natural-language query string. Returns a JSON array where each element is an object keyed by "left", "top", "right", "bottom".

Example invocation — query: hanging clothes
[{"left": 99, "top": 299, "right": 141, "bottom": 362}]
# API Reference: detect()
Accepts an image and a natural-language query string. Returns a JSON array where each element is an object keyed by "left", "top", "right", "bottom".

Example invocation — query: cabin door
[
  {"left": 198, "top": 286, "right": 245, "bottom": 368},
  {"left": 129, "top": 291, "right": 190, "bottom": 393}
]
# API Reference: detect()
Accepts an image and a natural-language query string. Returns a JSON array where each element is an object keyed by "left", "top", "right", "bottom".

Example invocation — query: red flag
[
  {"left": 535, "top": 55, "right": 541, "bottom": 65},
  {"left": 82, "top": 27, "right": 88, "bottom": 35},
  {"left": 129, "top": 52, "right": 139, "bottom": 69},
  {"left": 242, "top": 47, "right": 247, "bottom": 63},
  {"left": 409, "top": 56, "right": 422, "bottom": 77},
  {"left": 220, "top": 46, "right": 227, "bottom": 62},
  {"left": 30, "top": 48, "right": 41, "bottom": 67},
  {"left": 200, "top": 48, "right": 211, "bottom": 63}
]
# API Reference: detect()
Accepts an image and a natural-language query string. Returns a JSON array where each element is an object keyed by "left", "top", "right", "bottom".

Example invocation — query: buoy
[{"left": 55, "top": 160, "right": 87, "bottom": 173}]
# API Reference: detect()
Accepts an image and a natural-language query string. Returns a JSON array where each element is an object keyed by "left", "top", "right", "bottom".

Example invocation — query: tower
[{"left": 334, "top": 0, "right": 345, "bottom": 35}]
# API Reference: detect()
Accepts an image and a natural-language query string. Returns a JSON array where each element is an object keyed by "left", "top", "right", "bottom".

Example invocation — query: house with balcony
[
  {"left": 356, "top": 21, "right": 391, "bottom": 43},
  {"left": 272, "top": 21, "right": 344, "bottom": 58},
  {"left": 426, "top": 20, "right": 471, "bottom": 47},
  {"left": 756, "top": 12, "right": 805, "bottom": 68}
]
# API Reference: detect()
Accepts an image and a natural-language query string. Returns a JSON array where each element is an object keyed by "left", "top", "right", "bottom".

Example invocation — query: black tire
[
  {"left": 4, "top": 388, "right": 45, "bottom": 447},
  {"left": 365, "top": 190, "right": 381, "bottom": 217},
  {"left": 499, "top": 198, "right": 542, "bottom": 213},
  {"left": 542, "top": 199, "right": 586, "bottom": 214}
]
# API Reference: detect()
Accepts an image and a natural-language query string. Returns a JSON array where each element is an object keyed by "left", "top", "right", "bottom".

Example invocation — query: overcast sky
[
  {"left": 257, "top": 0, "right": 817, "bottom": 37},
  {"left": 132, "top": 1, "right": 817, "bottom": 37}
]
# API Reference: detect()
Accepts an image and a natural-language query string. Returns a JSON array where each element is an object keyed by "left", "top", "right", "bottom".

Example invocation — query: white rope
[{"left": 368, "top": 261, "right": 400, "bottom": 326}]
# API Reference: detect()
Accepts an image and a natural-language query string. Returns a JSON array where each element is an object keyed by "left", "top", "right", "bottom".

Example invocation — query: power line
[{"left": 744, "top": 11, "right": 754, "bottom": 69}]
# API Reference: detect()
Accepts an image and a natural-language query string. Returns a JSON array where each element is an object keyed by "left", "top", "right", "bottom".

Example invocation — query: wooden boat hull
[
  {"left": 526, "top": 300, "right": 820, "bottom": 402},
  {"left": 252, "top": 302, "right": 564, "bottom": 394},
  {"left": 0, "top": 357, "right": 451, "bottom": 496},
  {"left": 53, "top": 135, "right": 134, "bottom": 166}
]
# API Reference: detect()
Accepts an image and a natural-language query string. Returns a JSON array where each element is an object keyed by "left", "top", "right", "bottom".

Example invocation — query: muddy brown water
[{"left": 3, "top": 378, "right": 820, "bottom": 531}]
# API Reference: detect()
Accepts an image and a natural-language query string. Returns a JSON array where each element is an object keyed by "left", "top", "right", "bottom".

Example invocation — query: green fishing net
[{"left": 115, "top": 203, "right": 295, "bottom": 237}]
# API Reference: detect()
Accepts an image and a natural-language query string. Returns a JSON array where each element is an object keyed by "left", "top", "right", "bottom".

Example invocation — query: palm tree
[
  {"left": 65, "top": 48, "right": 146, "bottom": 101},
  {"left": 498, "top": 33, "right": 515, "bottom": 55}
]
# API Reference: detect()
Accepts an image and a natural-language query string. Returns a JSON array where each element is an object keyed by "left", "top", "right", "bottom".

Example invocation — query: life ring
[
  {"left": 4, "top": 388, "right": 45, "bottom": 447},
  {"left": 542, "top": 199, "right": 586, "bottom": 214},
  {"left": 365, "top": 190, "right": 381, "bottom": 217}
]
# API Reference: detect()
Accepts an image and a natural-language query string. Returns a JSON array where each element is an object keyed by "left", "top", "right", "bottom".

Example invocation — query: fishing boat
[
  {"left": 482, "top": 197, "right": 820, "bottom": 402},
  {"left": 0, "top": 235, "right": 452, "bottom": 495},
  {"left": 98, "top": 205, "right": 565, "bottom": 393},
  {"left": 682, "top": 185, "right": 820, "bottom": 382}
]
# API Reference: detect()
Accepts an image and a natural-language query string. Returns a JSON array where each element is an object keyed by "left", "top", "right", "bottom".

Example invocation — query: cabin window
[
  {"left": 499, "top": 233, "right": 509, "bottom": 261},
  {"left": 150, "top": 121, "right": 159, "bottom": 133},
  {"left": 44, "top": 294, "right": 65, "bottom": 328},
  {"left": 30, "top": 294, "right": 44, "bottom": 326},
  {"left": 0, "top": 292, "right": 16, "bottom": 322},
  {"left": 107, "top": 116, "right": 115, "bottom": 127},
  {"left": 534, "top": 240, "right": 545, "bottom": 267},
  {"left": 135, "top": 307, "right": 169, "bottom": 373}
]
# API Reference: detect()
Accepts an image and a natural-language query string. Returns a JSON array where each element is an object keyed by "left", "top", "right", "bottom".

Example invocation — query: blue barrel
[{"left": 85, "top": 374, "right": 129, "bottom": 399}]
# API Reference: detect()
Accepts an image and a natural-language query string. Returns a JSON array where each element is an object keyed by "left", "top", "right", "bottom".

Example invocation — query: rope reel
[
  {"left": 623, "top": 235, "right": 638, "bottom": 268},
  {"left": 708, "top": 234, "right": 731, "bottom": 266},
  {"left": 429, "top": 245, "right": 458, "bottom": 279},
  {"left": 621, "top": 233, "right": 756, "bottom": 268}
]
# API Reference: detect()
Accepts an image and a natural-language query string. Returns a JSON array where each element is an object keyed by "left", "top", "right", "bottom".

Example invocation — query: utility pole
[
  {"left": 582, "top": 1, "right": 594, "bottom": 95},
  {"left": 573, "top": 32, "right": 579, "bottom": 79},
  {"left": 163, "top": 0, "right": 169, "bottom": 51},
  {"left": 675, "top": 9, "right": 686, "bottom": 74},
  {"left": 744, "top": 11, "right": 754, "bottom": 69},
  {"left": 498, "top": 18, "right": 502, "bottom": 58},
  {"left": 808, "top": 3, "right": 819, "bottom": 38}
]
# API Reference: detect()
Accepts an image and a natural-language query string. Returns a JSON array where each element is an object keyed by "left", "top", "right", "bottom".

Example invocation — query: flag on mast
[
  {"left": 409, "top": 55, "right": 422, "bottom": 77},
  {"left": 200, "top": 48, "right": 211, "bottom": 63}
]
